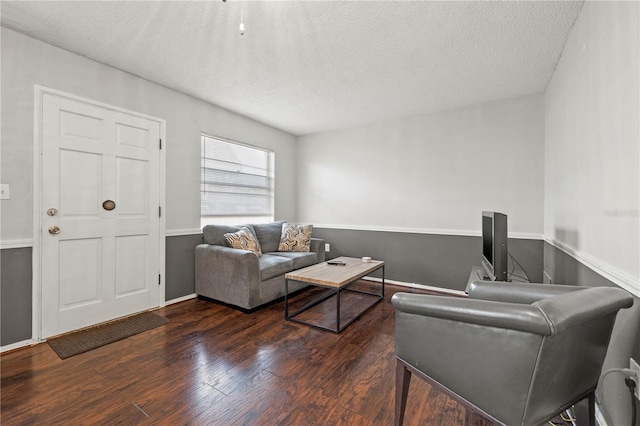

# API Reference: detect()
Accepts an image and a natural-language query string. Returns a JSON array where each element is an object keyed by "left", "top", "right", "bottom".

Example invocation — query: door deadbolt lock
[
  {"left": 47, "top": 208, "right": 58, "bottom": 216},
  {"left": 48, "top": 226, "right": 61, "bottom": 235}
]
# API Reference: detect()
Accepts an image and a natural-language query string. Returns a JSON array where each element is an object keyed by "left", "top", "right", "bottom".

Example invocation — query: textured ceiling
[{"left": 1, "top": 1, "right": 583, "bottom": 136}]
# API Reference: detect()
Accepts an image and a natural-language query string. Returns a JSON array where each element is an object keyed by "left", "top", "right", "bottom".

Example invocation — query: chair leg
[
  {"left": 395, "top": 358, "right": 412, "bottom": 426},
  {"left": 587, "top": 391, "right": 596, "bottom": 426}
]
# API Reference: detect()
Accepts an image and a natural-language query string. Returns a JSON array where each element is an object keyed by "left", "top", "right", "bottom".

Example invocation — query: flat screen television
[{"left": 481, "top": 211, "right": 508, "bottom": 282}]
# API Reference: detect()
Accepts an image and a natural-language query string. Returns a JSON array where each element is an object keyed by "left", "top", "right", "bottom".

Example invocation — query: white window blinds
[{"left": 201, "top": 135, "right": 274, "bottom": 225}]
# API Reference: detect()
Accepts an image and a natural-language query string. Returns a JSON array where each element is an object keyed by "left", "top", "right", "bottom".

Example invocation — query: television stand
[
  {"left": 465, "top": 266, "right": 489, "bottom": 292},
  {"left": 465, "top": 265, "right": 528, "bottom": 293}
]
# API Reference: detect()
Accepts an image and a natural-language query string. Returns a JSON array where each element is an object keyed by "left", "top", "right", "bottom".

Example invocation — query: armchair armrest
[
  {"left": 533, "top": 286, "right": 633, "bottom": 333},
  {"left": 468, "top": 281, "right": 587, "bottom": 304},
  {"left": 391, "top": 292, "right": 551, "bottom": 335}
]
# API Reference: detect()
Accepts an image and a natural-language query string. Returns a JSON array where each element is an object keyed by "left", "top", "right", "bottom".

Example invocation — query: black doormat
[{"left": 47, "top": 311, "right": 169, "bottom": 359}]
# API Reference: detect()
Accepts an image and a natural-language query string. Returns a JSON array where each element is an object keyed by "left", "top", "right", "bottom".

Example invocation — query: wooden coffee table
[{"left": 284, "top": 256, "right": 385, "bottom": 333}]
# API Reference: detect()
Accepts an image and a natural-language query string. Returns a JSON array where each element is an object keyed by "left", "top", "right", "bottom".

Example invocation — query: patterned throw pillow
[
  {"left": 224, "top": 227, "right": 262, "bottom": 257},
  {"left": 278, "top": 223, "right": 312, "bottom": 252}
]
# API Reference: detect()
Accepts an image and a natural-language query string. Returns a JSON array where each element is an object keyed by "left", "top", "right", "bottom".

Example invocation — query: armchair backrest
[{"left": 468, "top": 280, "right": 586, "bottom": 304}]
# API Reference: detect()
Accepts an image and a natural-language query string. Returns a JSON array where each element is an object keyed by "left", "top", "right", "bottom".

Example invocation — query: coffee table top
[{"left": 285, "top": 256, "right": 384, "bottom": 288}]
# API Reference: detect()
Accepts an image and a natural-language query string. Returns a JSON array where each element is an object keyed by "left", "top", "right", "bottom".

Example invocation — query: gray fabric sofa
[{"left": 195, "top": 221, "right": 325, "bottom": 311}]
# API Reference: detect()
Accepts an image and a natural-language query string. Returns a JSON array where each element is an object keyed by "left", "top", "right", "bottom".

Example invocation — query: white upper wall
[
  {"left": 545, "top": 1, "right": 639, "bottom": 288},
  {"left": 0, "top": 27, "right": 297, "bottom": 242},
  {"left": 296, "top": 94, "right": 545, "bottom": 237}
]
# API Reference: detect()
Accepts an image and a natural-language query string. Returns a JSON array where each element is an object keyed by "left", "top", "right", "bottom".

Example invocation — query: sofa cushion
[
  {"left": 271, "top": 252, "right": 318, "bottom": 270},
  {"left": 224, "top": 227, "right": 262, "bottom": 257},
  {"left": 259, "top": 254, "right": 294, "bottom": 281},
  {"left": 278, "top": 223, "right": 313, "bottom": 252},
  {"left": 203, "top": 224, "right": 255, "bottom": 246},
  {"left": 253, "top": 221, "right": 284, "bottom": 253}
]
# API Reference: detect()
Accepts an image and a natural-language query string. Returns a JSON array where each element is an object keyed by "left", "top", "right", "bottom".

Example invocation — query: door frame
[{"left": 32, "top": 85, "right": 167, "bottom": 341}]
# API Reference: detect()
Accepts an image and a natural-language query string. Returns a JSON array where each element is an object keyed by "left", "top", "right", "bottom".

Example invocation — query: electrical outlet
[
  {"left": 631, "top": 358, "right": 640, "bottom": 400},
  {"left": 325, "top": 243, "right": 330, "bottom": 252}
]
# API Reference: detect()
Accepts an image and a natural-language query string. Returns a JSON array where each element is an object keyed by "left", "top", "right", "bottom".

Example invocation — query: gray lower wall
[
  {"left": 0, "top": 234, "right": 202, "bottom": 347},
  {"left": 544, "top": 243, "right": 640, "bottom": 426},
  {"left": 2, "top": 235, "right": 637, "bottom": 426},
  {"left": 166, "top": 234, "right": 202, "bottom": 301},
  {"left": 1, "top": 230, "right": 542, "bottom": 345},
  {"left": 0, "top": 247, "right": 32, "bottom": 346},
  {"left": 312, "top": 228, "right": 543, "bottom": 291}
]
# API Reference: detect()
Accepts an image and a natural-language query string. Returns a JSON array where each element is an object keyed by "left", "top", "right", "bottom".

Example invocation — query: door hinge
[
  {"left": 158, "top": 274, "right": 161, "bottom": 285},
  {"left": 159, "top": 138, "right": 162, "bottom": 150},
  {"left": 159, "top": 206, "right": 161, "bottom": 217}
]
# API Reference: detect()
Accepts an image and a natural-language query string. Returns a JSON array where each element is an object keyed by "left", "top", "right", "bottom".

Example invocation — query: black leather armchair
[{"left": 391, "top": 281, "right": 634, "bottom": 426}]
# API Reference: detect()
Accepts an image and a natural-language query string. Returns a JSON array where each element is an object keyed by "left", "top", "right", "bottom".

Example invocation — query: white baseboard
[
  {"left": 165, "top": 293, "right": 197, "bottom": 305},
  {"left": 0, "top": 339, "right": 38, "bottom": 353},
  {"left": 364, "top": 276, "right": 466, "bottom": 296},
  {"left": 595, "top": 403, "right": 608, "bottom": 426}
]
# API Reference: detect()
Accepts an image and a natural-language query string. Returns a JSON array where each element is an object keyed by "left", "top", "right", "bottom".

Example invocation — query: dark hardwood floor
[{"left": 1, "top": 283, "right": 496, "bottom": 425}]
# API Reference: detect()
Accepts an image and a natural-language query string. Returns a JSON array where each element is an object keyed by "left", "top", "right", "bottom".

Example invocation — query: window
[{"left": 200, "top": 134, "right": 274, "bottom": 227}]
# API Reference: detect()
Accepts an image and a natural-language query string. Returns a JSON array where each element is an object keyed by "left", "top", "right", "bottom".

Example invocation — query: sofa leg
[{"left": 395, "top": 358, "right": 412, "bottom": 426}]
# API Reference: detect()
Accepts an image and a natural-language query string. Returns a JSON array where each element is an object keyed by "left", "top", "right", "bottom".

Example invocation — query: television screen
[
  {"left": 481, "top": 211, "right": 508, "bottom": 281},
  {"left": 482, "top": 215, "right": 493, "bottom": 266}
]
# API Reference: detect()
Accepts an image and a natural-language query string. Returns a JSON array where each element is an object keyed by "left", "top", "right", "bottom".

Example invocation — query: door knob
[{"left": 48, "top": 226, "right": 61, "bottom": 235}]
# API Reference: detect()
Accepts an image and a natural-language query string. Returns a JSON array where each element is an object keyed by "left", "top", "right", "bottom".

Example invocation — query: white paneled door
[{"left": 39, "top": 91, "right": 163, "bottom": 339}]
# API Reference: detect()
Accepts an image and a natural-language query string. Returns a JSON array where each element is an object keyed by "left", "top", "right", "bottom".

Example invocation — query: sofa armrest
[
  {"left": 310, "top": 237, "right": 326, "bottom": 262},
  {"left": 195, "top": 244, "right": 261, "bottom": 306},
  {"left": 468, "top": 281, "right": 587, "bottom": 304},
  {"left": 391, "top": 292, "right": 551, "bottom": 335}
]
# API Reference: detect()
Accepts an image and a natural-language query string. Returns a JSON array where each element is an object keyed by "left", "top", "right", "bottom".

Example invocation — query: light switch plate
[{"left": 0, "top": 184, "right": 9, "bottom": 200}]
